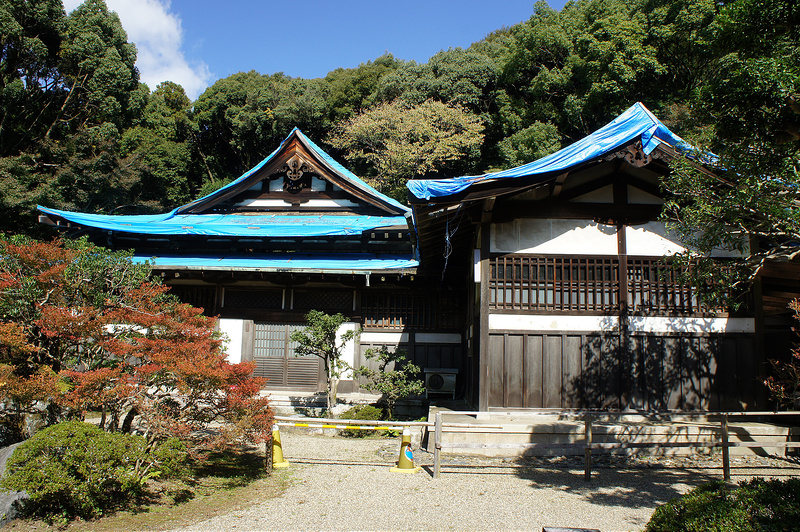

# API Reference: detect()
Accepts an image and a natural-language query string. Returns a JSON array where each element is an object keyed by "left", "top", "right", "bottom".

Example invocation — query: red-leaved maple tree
[{"left": 0, "top": 236, "right": 272, "bottom": 453}]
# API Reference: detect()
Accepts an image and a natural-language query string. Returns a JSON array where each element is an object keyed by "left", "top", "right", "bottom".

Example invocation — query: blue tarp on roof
[
  {"left": 177, "top": 127, "right": 408, "bottom": 214},
  {"left": 38, "top": 127, "right": 408, "bottom": 237},
  {"left": 135, "top": 253, "right": 418, "bottom": 271},
  {"left": 407, "top": 102, "right": 698, "bottom": 201},
  {"left": 37, "top": 206, "right": 407, "bottom": 237}
]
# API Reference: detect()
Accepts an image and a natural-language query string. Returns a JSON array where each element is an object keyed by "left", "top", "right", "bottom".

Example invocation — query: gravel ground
[{"left": 171, "top": 429, "right": 800, "bottom": 532}]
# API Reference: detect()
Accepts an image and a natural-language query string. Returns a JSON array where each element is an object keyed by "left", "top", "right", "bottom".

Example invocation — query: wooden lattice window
[
  {"left": 362, "top": 290, "right": 460, "bottom": 330},
  {"left": 224, "top": 288, "right": 283, "bottom": 309},
  {"left": 489, "top": 256, "right": 620, "bottom": 312},
  {"left": 168, "top": 285, "right": 217, "bottom": 315},
  {"left": 626, "top": 258, "right": 731, "bottom": 315},
  {"left": 293, "top": 289, "right": 354, "bottom": 312}
]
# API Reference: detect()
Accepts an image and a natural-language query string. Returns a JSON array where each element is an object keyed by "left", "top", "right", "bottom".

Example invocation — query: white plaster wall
[
  {"left": 625, "top": 222, "right": 748, "bottom": 258},
  {"left": 236, "top": 198, "right": 359, "bottom": 208},
  {"left": 491, "top": 219, "right": 618, "bottom": 255},
  {"left": 488, "top": 314, "right": 754, "bottom": 334},
  {"left": 625, "top": 222, "right": 688, "bottom": 256},
  {"left": 338, "top": 322, "right": 359, "bottom": 379},
  {"left": 360, "top": 332, "right": 409, "bottom": 344},
  {"left": 629, "top": 316, "right": 754, "bottom": 334},
  {"left": 489, "top": 314, "right": 620, "bottom": 332},
  {"left": 218, "top": 318, "right": 244, "bottom": 364},
  {"left": 628, "top": 187, "right": 662, "bottom": 205},
  {"left": 491, "top": 219, "right": 747, "bottom": 258},
  {"left": 311, "top": 176, "right": 327, "bottom": 191},
  {"left": 571, "top": 185, "right": 613, "bottom": 203}
]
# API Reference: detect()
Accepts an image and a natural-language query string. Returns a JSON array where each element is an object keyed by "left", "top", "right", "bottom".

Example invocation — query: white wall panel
[
  {"left": 629, "top": 316, "right": 755, "bottom": 334},
  {"left": 489, "top": 314, "right": 620, "bottom": 332},
  {"left": 491, "top": 219, "right": 618, "bottom": 255},
  {"left": 219, "top": 318, "right": 244, "bottom": 363}
]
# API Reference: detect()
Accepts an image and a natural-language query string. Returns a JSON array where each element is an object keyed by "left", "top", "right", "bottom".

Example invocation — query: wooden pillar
[
  {"left": 478, "top": 222, "right": 491, "bottom": 412},
  {"left": 617, "top": 224, "right": 629, "bottom": 409}
]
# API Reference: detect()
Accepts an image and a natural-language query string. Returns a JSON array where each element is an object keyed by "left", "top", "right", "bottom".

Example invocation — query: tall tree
[
  {"left": 0, "top": 0, "right": 148, "bottom": 234},
  {"left": 0, "top": 0, "right": 65, "bottom": 155},
  {"left": 120, "top": 81, "right": 194, "bottom": 210},
  {"left": 660, "top": 0, "right": 800, "bottom": 293},
  {"left": 329, "top": 99, "right": 484, "bottom": 200}
]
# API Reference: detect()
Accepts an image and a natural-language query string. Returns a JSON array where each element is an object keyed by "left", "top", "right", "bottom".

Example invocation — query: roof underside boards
[
  {"left": 407, "top": 102, "right": 700, "bottom": 203},
  {"left": 136, "top": 252, "right": 418, "bottom": 273},
  {"left": 38, "top": 206, "right": 408, "bottom": 238},
  {"left": 177, "top": 128, "right": 408, "bottom": 216}
]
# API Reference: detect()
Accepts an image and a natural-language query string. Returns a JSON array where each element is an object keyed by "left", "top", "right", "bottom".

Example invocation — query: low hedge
[
  {"left": 646, "top": 478, "right": 800, "bottom": 531},
  {"left": 0, "top": 420, "right": 186, "bottom": 520},
  {"left": 339, "top": 404, "right": 385, "bottom": 437}
]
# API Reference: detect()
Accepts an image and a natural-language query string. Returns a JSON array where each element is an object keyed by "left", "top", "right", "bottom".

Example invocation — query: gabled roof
[
  {"left": 179, "top": 127, "right": 408, "bottom": 215},
  {"left": 407, "top": 102, "right": 702, "bottom": 203},
  {"left": 38, "top": 128, "right": 410, "bottom": 238}
]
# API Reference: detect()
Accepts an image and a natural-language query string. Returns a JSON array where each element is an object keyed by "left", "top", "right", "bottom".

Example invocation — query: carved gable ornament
[
  {"left": 604, "top": 140, "right": 670, "bottom": 167},
  {"left": 278, "top": 152, "right": 323, "bottom": 193}
]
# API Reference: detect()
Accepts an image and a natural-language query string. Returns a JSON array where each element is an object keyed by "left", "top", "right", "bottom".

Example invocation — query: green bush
[
  {"left": 645, "top": 478, "right": 800, "bottom": 531},
  {"left": 339, "top": 404, "right": 385, "bottom": 437},
  {"left": 0, "top": 421, "right": 187, "bottom": 520}
]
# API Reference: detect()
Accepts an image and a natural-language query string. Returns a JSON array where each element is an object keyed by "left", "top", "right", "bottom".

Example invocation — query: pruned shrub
[
  {"left": 0, "top": 420, "right": 187, "bottom": 520},
  {"left": 645, "top": 478, "right": 800, "bottom": 531},
  {"left": 339, "top": 404, "right": 384, "bottom": 437}
]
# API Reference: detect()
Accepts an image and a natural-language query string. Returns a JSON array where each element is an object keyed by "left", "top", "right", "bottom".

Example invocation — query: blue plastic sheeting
[
  {"left": 177, "top": 128, "right": 408, "bottom": 214},
  {"left": 37, "top": 206, "right": 408, "bottom": 237},
  {"left": 407, "top": 102, "right": 699, "bottom": 201},
  {"left": 134, "top": 253, "right": 419, "bottom": 271}
]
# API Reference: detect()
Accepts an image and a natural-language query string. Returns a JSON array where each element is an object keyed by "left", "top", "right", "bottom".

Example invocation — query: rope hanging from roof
[{"left": 441, "top": 204, "right": 464, "bottom": 282}]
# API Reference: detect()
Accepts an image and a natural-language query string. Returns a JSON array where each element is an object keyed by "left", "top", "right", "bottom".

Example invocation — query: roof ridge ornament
[
  {"left": 604, "top": 141, "right": 653, "bottom": 167},
  {"left": 281, "top": 153, "right": 319, "bottom": 193}
]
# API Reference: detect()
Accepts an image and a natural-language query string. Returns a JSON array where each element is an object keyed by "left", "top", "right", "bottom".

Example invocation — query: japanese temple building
[
  {"left": 39, "top": 104, "right": 791, "bottom": 411},
  {"left": 39, "top": 128, "right": 464, "bottom": 395}
]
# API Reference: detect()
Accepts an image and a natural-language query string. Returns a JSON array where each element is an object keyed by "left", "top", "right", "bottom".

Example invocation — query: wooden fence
[{"left": 274, "top": 411, "right": 800, "bottom": 481}]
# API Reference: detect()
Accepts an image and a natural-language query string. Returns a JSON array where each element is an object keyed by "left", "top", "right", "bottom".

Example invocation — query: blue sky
[{"left": 63, "top": 0, "right": 569, "bottom": 100}]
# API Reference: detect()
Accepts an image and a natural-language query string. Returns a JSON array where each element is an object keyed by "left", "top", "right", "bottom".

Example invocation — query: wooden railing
[
  {"left": 275, "top": 410, "right": 800, "bottom": 481},
  {"left": 489, "top": 255, "right": 732, "bottom": 315}
]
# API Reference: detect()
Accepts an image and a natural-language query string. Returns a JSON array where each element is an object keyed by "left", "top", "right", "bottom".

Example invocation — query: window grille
[
  {"left": 362, "top": 291, "right": 460, "bottom": 330},
  {"left": 488, "top": 255, "right": 732, "bottom": 316},
  {"left": 224, "top": 288, "right": 283, "bottom": 309},
  {"left": 489, "top": 256, "right": 619, "bottom": 312},
  {"left": 293, "top": 289, "right": 353, "bottom": 312},
  {"left": 168, "top": 285, "right": 217, "bottom": 315}
]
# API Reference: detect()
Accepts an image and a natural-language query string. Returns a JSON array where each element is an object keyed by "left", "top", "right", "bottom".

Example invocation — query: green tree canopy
[{"left": 328, "top": 99, "right": 485, "bottom": 201}]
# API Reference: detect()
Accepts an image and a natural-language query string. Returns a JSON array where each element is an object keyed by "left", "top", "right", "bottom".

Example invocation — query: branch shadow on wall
[{"left": 566, "top": 315, "right": 756, "bottom": 412}]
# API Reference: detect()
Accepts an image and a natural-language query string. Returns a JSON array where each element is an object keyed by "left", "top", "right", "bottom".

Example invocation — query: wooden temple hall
[{"left": 39, "top": 104, "right": 793, "bottom": 412}]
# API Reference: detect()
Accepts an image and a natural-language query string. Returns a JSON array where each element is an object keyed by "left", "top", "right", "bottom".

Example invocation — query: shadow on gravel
[
  {"left": 519, "top": 466, "right": 716, "bottom": 509},
  {"left": 432, "top": 455, "right": 721, "bottom": 509}
]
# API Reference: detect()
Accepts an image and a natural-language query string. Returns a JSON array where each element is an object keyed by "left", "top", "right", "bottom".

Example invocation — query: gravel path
[{"left": 171, "top": 429, "right": 800, "bottom": 532}]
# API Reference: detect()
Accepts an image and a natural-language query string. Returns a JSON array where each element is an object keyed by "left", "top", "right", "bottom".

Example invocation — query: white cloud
[{"left": 62, "top": 0, "right": 211, "bottom": 100}]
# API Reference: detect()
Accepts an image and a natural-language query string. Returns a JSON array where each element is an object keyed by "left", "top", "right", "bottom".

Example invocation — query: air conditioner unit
[{"left": 424, "top": 368, "right": 458, "bottom": 398}]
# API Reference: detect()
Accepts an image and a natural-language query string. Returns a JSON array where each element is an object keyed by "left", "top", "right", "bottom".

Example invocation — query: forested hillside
[{"left": 1, "top": 0, "right": 797, "bottom": 236}]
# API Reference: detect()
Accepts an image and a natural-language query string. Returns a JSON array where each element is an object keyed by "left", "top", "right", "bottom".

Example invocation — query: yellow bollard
[
  {"left": 272, "top": 425, "right": 290, "bottom": 469},
  {"left": 390, "top": 427, "right": 421, "bottom": 473}
]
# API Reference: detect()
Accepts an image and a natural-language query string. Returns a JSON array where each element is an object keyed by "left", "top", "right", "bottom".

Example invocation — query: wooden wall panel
[
  {"left": 525, "top": 335, "right": 543, "bottom": 408},
  {"left": 487, "top": 330, "right": 759, "bottom": 411},
  {"left": 562, "top": 335, "right": 583, "bottom": 408},
  {"left": 505, "top": 335, "right": 524, "bottom": 408},
  {"left": 489, "top": 335, "right": 505, "bottom": 407},
  {"left": 543, "top": 335, "right": 563, "bottom": 408}
]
